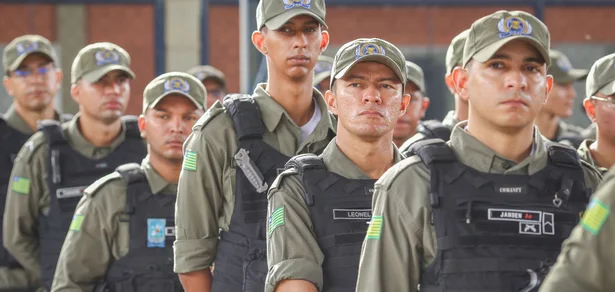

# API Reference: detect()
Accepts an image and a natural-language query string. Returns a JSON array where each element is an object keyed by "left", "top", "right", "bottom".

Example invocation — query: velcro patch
[
  {"left": 367, "top": 216, "right": 383, "bottom": 239},
  {"left": 69, "top": 215, "right": 85, "bottom": 232},
  {"left": 581, "top": 198, "right": 610, "bottom": 235},
  {"left": 268, "top": 206, "right": 285, "bottom": 237},
  {"left": 11, "top": 176, "right": 30, "bottom": 194},
  {"left": 333, "top": 209, "right": 372, "bottom": 220},
  {"left": 183, "top": 150, "right": 197, "bottom": 171}
]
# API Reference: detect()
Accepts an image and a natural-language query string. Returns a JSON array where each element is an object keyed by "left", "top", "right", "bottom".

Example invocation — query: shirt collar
[{"left": 141, "top": 156, "right": 177, "bottom": 195}]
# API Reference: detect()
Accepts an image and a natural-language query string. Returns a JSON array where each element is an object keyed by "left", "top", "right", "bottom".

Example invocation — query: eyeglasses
[
  {"left": 12, "top": 66, "right": 52, "bottom": 78},
  {"left": 590, "top": 96, "right": 615, "bottom": 109},
  {"left": 208, "top": 89, "right": 225, "bottom": 98}
]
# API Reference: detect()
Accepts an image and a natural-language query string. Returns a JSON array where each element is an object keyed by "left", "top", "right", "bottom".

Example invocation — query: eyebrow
[
  {"left": 284, "top": 19, "right": 320, "bottom": 27},
  {"left": 16, "top": 61, "right": 52, "bottom": 70},
  {"left": 345, "top": 74, "right": 399, "bottom": 82},
  {"left": 489, "top": 54, "right": 544, "bottom": 64}
]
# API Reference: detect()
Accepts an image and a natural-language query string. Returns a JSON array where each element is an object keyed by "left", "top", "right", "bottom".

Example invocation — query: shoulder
[
  {"left": 84, "top": 172, "right": 126, "bottom": 199},
  {"left": 376, "top": 155, "right": 429, "bottom": 191},
  {"left": 269, "top": 168, "right": 303, "bottom": 198},
  {"left": 186, "top": 101, "right": 236, "bottom": 150},
  {"left": 14, "top": 131, "right": 48, "bottom": 164}
]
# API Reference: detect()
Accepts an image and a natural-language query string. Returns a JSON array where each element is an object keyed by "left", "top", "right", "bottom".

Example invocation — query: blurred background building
[{"left": 1, "top": 0, "right": 614, "bottom": 127}]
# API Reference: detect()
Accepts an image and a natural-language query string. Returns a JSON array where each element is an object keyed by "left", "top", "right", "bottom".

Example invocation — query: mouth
[
  {"left": 103, "top": 101, "right": 122, "bottom": 110},
  {"left": 288, "top": 55, "right": 310, "bottom": 66},
  {"left": 166, "top": 140, "right": 184, "bottom": 148},
  {"left": 360, "top": 110, "right": 384, "bottom": 118},
  {"left": 500, "top": 99, "right": 528, "bottom": 107}
]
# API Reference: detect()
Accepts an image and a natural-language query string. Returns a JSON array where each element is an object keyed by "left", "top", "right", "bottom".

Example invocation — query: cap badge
[
  {"left": 95, "top": 49, "right": 120, "bottom": 66},
  {"left": 283, "top": 0, "right": 311, "bottom": 10},
  {"left": 15, "top": 41, "right": 39, "bottom": 56},
  {"left": 164, "top": 77, "right": 190, "bottom": 93},
  {"left": 498, "top": 16, "right": 533, "bottom": 38},
  {"left": 355, "top": 43, "right": 386, "bottom": 60}
]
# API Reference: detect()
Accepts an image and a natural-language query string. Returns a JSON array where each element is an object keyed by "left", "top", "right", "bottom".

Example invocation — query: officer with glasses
[
  {"left": 187, "top": 65, "right": 227, "bottom": 108},
  {"left": 0, "top": 34, "right": 69, "bottom": 292}
]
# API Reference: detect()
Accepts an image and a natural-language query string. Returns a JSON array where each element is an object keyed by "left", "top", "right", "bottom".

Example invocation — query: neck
[
  {"left": 148, "top": 152, "right": 182, "bottom": 183},
  {"left": 14, "top": 103, "right": 56, "bottom": 131},
  {"left": 590, "top": 134, "right": 615, "bottom": 169},
  {"left": 454, "top": 96, "right": 469, "bottom": 122},
  {"left": 77, "top": 114, "right": 123, "bottom": 147},
  {"left": 466, "top": 119, "right": 534, "bottom": 163},
  {"left": 265, "top": 70, "right": 315, "bottom": 126},
  {"left": 336, "top": 129, "right": 395, "bottom": 179},
  {"left": 534, "top": 111, "right": 559, "bottom": 140}
]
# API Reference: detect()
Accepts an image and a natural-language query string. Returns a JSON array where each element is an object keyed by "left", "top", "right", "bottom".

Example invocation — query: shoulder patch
[
  {"left": 193, "top": 103, "right": 226, "bottom": 130},
  {"left": 83, "top": 172, "right": 123, "bottom": 198},
  {"left": 581, "top": 198, "right": 610, "bottom": 235},
  {"left": 15, "top": 132, "right": 47, "bottom": 163}
]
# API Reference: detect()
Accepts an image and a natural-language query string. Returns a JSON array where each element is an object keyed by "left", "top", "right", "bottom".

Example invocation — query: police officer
[
  {"left": 3, "top": 42, "right": 146, "bottom": 291},
  {"left": 51, "top": 72, "right": 206, "bottom": 291},
  {"left": 313, "top": 55, "right": 333, "bottom": 92},
  {"left": 399, "top": 29, "right": 469, "bottom": 150},
  {"left": 535, "top": 50, "right": 588, "bottom": 147},
  {"left": 173, "top": 0, "right": 336, "bottom": 291},
  {"left": 539, "top": 167, "right": 615, "bottom": 292},
  {"left": 187, "top": 65, "right": 227, "bottom": 108},
  {"left": 355, "top": 10, "right": 603, "bottom": 292},
  {"left": 575, "top": 53, "right": 615, "bottom": 175},
  {"left": 1, "top": 34, "right": 67, "bottom": 292},
  {"left": 266, "top": 38, "right": 409, "bottom": 292},
  {"left": 394, "top": 61, "right": 430, "bottom": 148}
]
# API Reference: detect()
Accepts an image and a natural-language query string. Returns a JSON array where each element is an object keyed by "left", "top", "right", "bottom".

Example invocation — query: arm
[
  {"left": 51, "top": 189, "right": 116, "bottom": 292},
  {"left": 174, "top": 129, "right": 228, "bottom": 290},
  {"left": 178, "top": 270, "right": 212, "bottom": 292},
  {"left": 539, "top": 171, "right": 615, "bottom": 292},
  {"left": 265, "top": 174, "right": 324, "bottom": 292},
  {"left": 3, "top": 139, "right": 47, "bottom": 284}
]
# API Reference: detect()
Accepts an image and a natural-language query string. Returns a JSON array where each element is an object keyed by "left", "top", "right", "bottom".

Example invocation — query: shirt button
[{"left": 502, "top": 162, "right": 512, "bottom": 170}]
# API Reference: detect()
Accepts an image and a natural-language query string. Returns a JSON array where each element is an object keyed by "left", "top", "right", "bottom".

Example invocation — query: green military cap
[
  {"left": 187, "top": 65, "right": 226, "bottom": 87},
  {"left": 330, "top": 38, "right": 407, "bottom": 90},
  {"left": 445, "top": 29, "right": 469, "bottom": 74},
  {"left": 71, "top": 42, "right": 135, "bottom": 84},
  {"left": 586, "top": 53, "right": 615, "bottom": 98},
  {"left": 3, "top": 34, "right": 58, "bottom": 73},
  {"left": 548, "top": 49, "right": 588, "bottom": 84},
  {"left": 405, "top": 61, "right": 426, "bottom": 94},
  {"left": 463, "top": 10, "right": 550, "bottom": 68},
  {"left": 142, "top": 72, "right": 206, "bottom": 114},
  {"left": 313, "top": 55, "right": 333, "bottom": 86},
  {"left": 256, "top": 0, "right": 327, "bottom": 30}
]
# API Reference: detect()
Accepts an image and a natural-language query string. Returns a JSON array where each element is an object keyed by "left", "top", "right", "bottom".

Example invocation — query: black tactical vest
[
  {"left": 38, "top": 116, "right": 146, "bottom": 290},
  {"left": 211, "top": 94, "right": 291, "bottom": 292},
  {"left": 92, "top": 163, "right": 182, "bottom": 292},
  {"left": 409, "top": 139, "right": 590, "bottom": 292},
  {"left": 417, "top": 120, "right": 452, "bottom": 142},
  {"left": 286, "top": 154, "right": 375, "bottom": 292}
]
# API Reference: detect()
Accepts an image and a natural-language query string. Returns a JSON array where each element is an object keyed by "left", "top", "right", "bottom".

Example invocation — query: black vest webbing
[
  {"left": 413, "top": 140, "right": 590, "bottom": 292},
  {"left": 417, "top": 120, "right": 452, "bottom": 142},
  {"left": 38, "top": 116, "right": 147, "bottom": 290},
  {"left": 211, "top": 94, "right": 290, "bottom": 292},
  {"left": 286, "top": 154, "right": 375, "bottom": 292},
  {"left": 94, "top": 163, "right": 182, "bottom": 292}
]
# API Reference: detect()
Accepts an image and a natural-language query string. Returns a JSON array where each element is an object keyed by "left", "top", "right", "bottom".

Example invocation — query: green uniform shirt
[
  {"left": 398, "top": 110, "right": 459, "bottom": 153},
  {"left": 50, "top": 157, "right": 176, "bottom": 291},
  {"left": 173, "top": 84, "right": 336, "bottom": 274},
  {"left": 3, "top": 113, "right": 130, "bottom": 286},
  {"left": 355, "top": 122, "right": 603, "bottom": 292},
  {"left": 265, "top": 138, "right": 403, "bottom": 292},
  {"left": 577, "top": 139, "right": 609, "bottom": 176},
  {"left": 0, "top": 106, "right": 64, "bottom": 290},
  {"left": 539, "top": 168, "right": 615, "bottom": 292}
]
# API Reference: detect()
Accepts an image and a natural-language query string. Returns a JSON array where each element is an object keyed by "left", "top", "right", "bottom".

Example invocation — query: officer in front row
[
  {"left": 3, "top": 42, "right": 146, "bottom": 292},
  {"left": 51, "top": 72, "right": 205, "bottom": 291},
  {"left": 266, "top": 38, "right": 409, "bottom": 292},
  {"left": 355, "top": 10, "right": 603, "bottom": 292}
]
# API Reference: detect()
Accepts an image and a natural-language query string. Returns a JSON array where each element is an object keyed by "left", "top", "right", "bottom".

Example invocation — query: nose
[
  {"left": 362, "top": 84, "right": 382, "bottom": 104},
  {"left": 504, "top": 69, "right": 528, "bottom": 91},
  {"left": 169, "top": 116, "right": 185, "bottom": 134},
  {"left": 292, "top": 32, "right": 308, "bottom": 50}
]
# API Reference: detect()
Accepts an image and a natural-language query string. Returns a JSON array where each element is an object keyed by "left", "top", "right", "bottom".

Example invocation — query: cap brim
[
  {"left": 555, "top": 69, "right": 589, "bottom": 84},
  {"left": 333, "top": 55, "right": 405, "bottom": 90},
  {"left": 146, "top": 91, "right": 204, "bottom": 113},
  {"left": 264, "top": 9, "right": 327, "bottom": 30},
  {"left": 314, "top": 71, "right": 331, "bottom": 86},
  {"left": 8, "top": 50, "right": 55, "bottom": 71},
  {"left": 406, "top": 76, "right": 425, "bottom": 93},
  {"left": 202, "top": 75, "right": 226, "bottom": 86},
  {"left": 81, "top": 64, "right": 136, "bottom": 83},
  {"left": 470, "top": 36, "right": 550, "bottom": 67},
  {"left": 597, "top": 80, "right": 615, "bottom": 97}
]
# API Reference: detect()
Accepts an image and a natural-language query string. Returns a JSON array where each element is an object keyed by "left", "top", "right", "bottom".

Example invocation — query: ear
[
  {"left": 583, "top": 97, "right": 596, "bottom": 122},
  {"left": 325, "top": 89, "right": 338, "bottom": 115},
  {"left": 444, "top": 72, "right": 456, "bottom": 95},
  {"left": 70, "top": 83, "right": 81, "bottom": 104},
  {"left": 55, "top": 69, "right": 63, "bottom": 87},
  {"left": 3, "top": 76, "right": 14, "bottom": 96},
  {"left": 420, "top": 96, "right": 430, "bottom": 118},
  {"left": 452, "top": 67, "right": 469, "bottom": 102},
  {"left": 320, "top": 30, "right": 330, "bottom": 53},
  {"left": 138, "top": 114, "right": 147, "bottom": 138},
  {"left": 400, "top": 93, "right": 411, "bottom": 115},
  {"left": 252, "top": 30, "right": 267, "bottom": 55},
  {"left": 544, "top": 74, "right": 554, "bottom": 104}
]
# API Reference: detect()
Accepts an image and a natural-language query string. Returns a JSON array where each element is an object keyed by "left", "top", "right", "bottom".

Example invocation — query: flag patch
[
  {"left": 11, "top": 176, "right": 30, "bottom": 194},
  {"left": 367, "top": 216, "right": 383, "bottom": 239},
  {"left": 268, "top": 206, "right": 285, "bottom": 236},
  {"left": 183, "top": 150, "right": 197, "bottom": 171},
  {"left": 581, "top": 198, "right": 610, "bottom": 235},
  {"left": 69, "top": 215, "right": 85, "bottom": 232}
]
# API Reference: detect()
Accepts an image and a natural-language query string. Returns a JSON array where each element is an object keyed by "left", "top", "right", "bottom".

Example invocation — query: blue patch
[
  {"left": 95, "top": 49, "right": 121, "bottom": 66},
  {"left": 497, "top": 16, "right": 533, "bottom": 38},
  {"left": 283, "top": 0, "right": 311, "bottom": 10},
  {"left": 147, "top": 218, "right": 166, "bottom": 248},
  {"left": 355, "top": 43, "right": 386, "bottom": 60}
]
